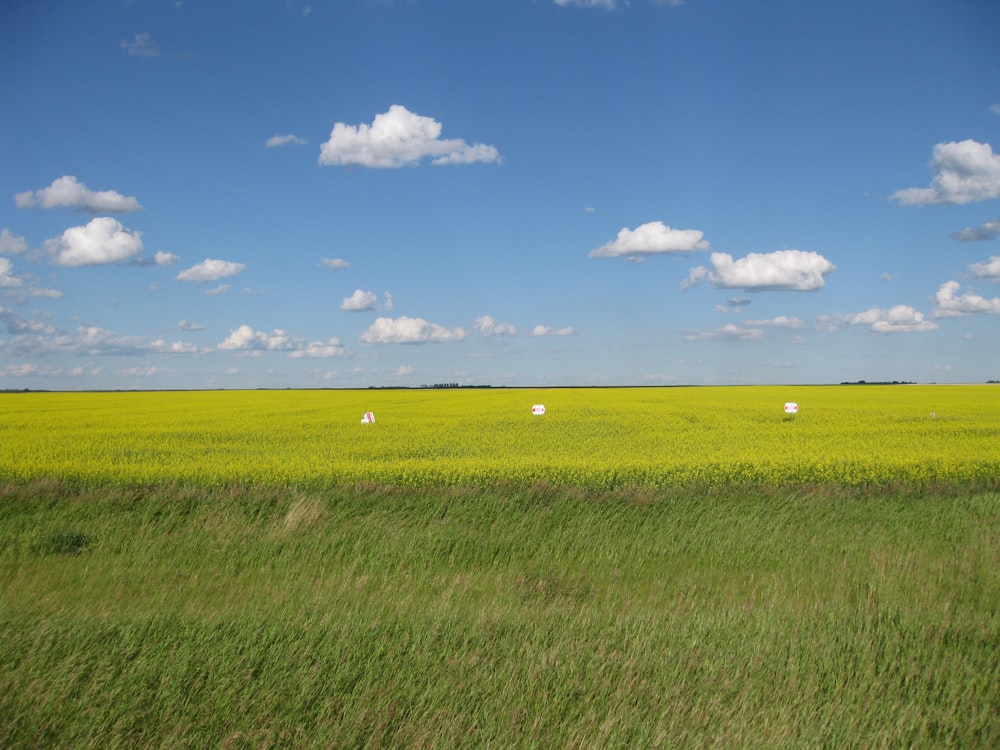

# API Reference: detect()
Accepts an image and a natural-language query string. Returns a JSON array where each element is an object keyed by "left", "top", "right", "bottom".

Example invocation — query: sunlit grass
[{"left": 1, "top": 480, "right": 998, "bottom": 747}]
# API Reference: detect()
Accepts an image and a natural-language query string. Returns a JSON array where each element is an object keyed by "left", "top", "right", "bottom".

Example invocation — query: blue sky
[{"left": 1, "top": 0, "right": 999, "bottom": 390}]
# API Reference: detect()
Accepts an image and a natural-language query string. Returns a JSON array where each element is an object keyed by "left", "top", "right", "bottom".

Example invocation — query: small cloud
[
  {"left": 320, "top": 257, "right": 350, "bottom": 269},
  {"left": 931, "top": 280, "right": 1000, "bottom": 317},
  {"left": 969, "top": 256, "right": 1000, "bottom": 280},
  {"left": 266, "top": 134, "right": 307, "bottom": 148},
  {"left": 745, "top": 316, "right": 805, "bottom": 328},
  {"left": 45, "top": 217, "right": 144, "bottom": 266},
  {"left": 178, "top": 320, "right": 206, "bottom": 331},
  {"left": 473, "top": 314, "right": 517, "bottom": 336},
  {"left": 395, "top": 365, "right": 415, "bottom": 377},
  {"left": 288, "top": 337, "right": 347, "bottom": 358},
  {"left": 991, "top": 103, "right": 1000, "bottom": 116},
  {"left": 685, "top": 324, "right": 763, "bottom": 341},
  {"left": 880, "top": 273, "right": 893, "bottom": 282},
  {"left": 892, "top": 139, "right": 1000, "bottom": 205},
  {"left": 584, "top": 207, "right": 596, "bottom": 213},
  {"left": 820, "top": 305, "right": 938, "bottom": 333},
  {"left": 205, "top": 284, "right": 231, "bottom": 296},
  {"left": 121, "top": 32, "right": 160, "bottom": 58},
  {"left": 0, "top": 229, "right": 29, "bottom": 256},
  {"left": 16, "top": 176, "right": 142, "bottom": 214},
  {"left": 683, "top": 250, "right": 835, "bottom": 292},
  {"left": 588, "top": 221, "right": 709, "bottom": 260},
  {"left": 361, "top": 316, "right": 465, "bottom": 344},
  {"left": 175, "top": 258, "right": 246, "bottom": 282},
  {"left": 340, "top": 289, "right": 377, "bottom": 312},
  {"left": 951, "top": 219, "right": 1000, "bottom": 242},
  {"left": 531, "top": 324, "right": 575, "bottom": 336},
  {"left": 319, "top": 105, "right": 501, "bottom": 168},
  {"left": 0, "top": 258, "right": 24, "bottom": 288}
]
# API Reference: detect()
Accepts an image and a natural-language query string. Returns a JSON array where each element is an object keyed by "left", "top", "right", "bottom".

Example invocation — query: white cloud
[
  {"left": 320, "top": 257, "right": 351, "bottom": 269},
  {"left": 892, "top": 140, "right": 1000, "bottom": 205},
  {"left": 969, "top": 256, "right": 1000, "bottom": 280},
  {"left": 178, "top": 320, "right": 206, "bottom": 331},
  {"left": 531, "top": 324, "right": 576, "bottom": 336},
  {"left": 745, "top": 316, "right": 805, "bottom": 328},
  {"left": 0, "top": 258, "right": 23, "bottom": 288},
  {"left": 154, "top": 251, "right": 179, "bottom": 266},
  {"left": 824, "top": 305, "right": 939, "bottom": 333},
  {"left": 685, "top": 324, "right": 764, "bottom": 341},
  {"left": 684, "top": 250, "right": 835, "bottom": 292},
  {"left": 176, "top": 258, "right": 246, "bottom": 282},
  {"left": 218, "top": 325, "right": 295, "bottom": 351},
  {"left": 588, "top": 221, "right": 709, "bottom": 260},
  {"left": 554, "top": 0, "right": 617, "bottom": 9},
  {"left": 46, "top": 217, "right": 144, "bottom": 266},
  {"left": 0, "top": 229, "right": 29, "bottom": 256},
  {"left": 361, "top": 316, "right": 465, "bottom": 344},
  {"left": 474, "top": 315, "right": 517, "bottom": 336},
  {"left": 992, "top": 103, "right": 1000, "bottom": 116},
  {"left": 931, "top": 280, "right": 1000, "bottom": 317},
  {"left": 319, "top": 105, "right": 501, "bottom": 168},
  {"left": 266, "top": 134, "right": 307, "bottom": 148},
  {"left": 395, "top": 365, "right": 415, "bottom": 376},
  {"left": 288, "top": 338, "right": 347, "bottom": 358},
  {"left": 15, "top": 176, "right": 142, "bottom": 214},
  {"left": 206, "top": 284, "right": 231, "bottom": 296},
  {"left": 953, "top": 218, "right": 1000, "bottom": 242},
  {"left": 340, "top": 289, "right": 378, "bottom": 312},
  {"left": 121, "top": 33, "right": 160, "bottom": 57}
]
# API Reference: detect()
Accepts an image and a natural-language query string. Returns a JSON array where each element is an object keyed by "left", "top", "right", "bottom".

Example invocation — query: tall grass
[{"left": 2, "top": 480, "right": 997, "bottom": 747}]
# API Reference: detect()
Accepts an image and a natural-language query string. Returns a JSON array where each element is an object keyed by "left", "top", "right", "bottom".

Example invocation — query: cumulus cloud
[
  {"left": 531, "top": 324, "right": 576, "bottom": 336},
  {"left": 153, "top": 251, "right": 178, "bottom": 266},
  {"left": 175, "top": 258, "right": 246, "bottom": 282},
  {"left": 473, "top": 315, "right": 517, "bottom": 336},
  {"left": 319, "top": 105, "right": 501, "bottom": 168},
  {"left": 588, "top": 221, "right": 709, "bottom": 260},
  {"left": 15, "top": 176, "right": 142, "bottom": 214},
  {"left": 0, "top": 258, "right": 24, "bottom": 288},
  {"left": 821, "top": 305, "right": 938, "bottom": 333},
  {"left": 45, "top": 217, "right": 144, "bottom": 266},
  {"left": 683, "top": 250, "right": 835, "bottom": 292},
  {"left": 217, "top": 325, "right": 347, "bottom": 357},
  {"left": 931, "top": 280, "right": 1000, "bottom": 317},
  {"left": 340, "top": 289, "right": 378, "bottom": 312},
  {"left": 320, "top": 257, "right": 350, "bottom": 269},
  {"left": 266, "top": 134, "right": 307, "bottom": 148},
  {"left": 969, "top": 256, "right": 1000, "bottom": 280},
  {"left": 952, "top": 219, "right": 1000, "bottom": 242},
  {"left": 360, "top": 316, "right": 465, "bottom": 344},
  {"left": 685, "top": 324, "right": 763, "bottom": 341},
  {"left": 745, "top": 316, "right": 805, "bottom": 328},
  {"left": 289, "top": 338, "right": 347, "bottom": 358},
  {"left": 892, "top": 140, "right": 1000, "bottom": 205},
  {"left": 0, "top": 229, "right": 29, "bottom": 256}
]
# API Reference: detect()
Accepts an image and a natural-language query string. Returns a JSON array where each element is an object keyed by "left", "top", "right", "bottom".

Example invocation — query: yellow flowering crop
[{"left": 0, "top": 385, "right": 996, "bottom": 489}]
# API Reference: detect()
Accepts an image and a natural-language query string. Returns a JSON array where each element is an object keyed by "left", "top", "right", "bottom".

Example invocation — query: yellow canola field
[{"left": 0, "top": 385, "right": 997, "bottom": 489}]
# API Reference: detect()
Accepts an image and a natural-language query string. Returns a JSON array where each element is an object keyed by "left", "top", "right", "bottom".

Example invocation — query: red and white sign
[
  {"left": 531, "top": 404, "right": 546, "bottom": 416},
  {"left": 361, "top": 411, "right": 375, "bottom": 424},
  {"left": 783, "top": 402, "right": 798, "bottom": 414}
]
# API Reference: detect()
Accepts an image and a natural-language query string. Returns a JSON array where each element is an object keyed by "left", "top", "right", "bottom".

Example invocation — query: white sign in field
[
  {"left": 360, "top": 411, "right": 375, "bottom": 424},
  {"left": 784, "top": 402, "right": 798, "bottom": 414},
  {"left": 531, "top": 404, "right": 546, "bottom": 416}
]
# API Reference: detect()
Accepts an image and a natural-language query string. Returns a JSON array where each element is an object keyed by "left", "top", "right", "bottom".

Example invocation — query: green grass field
[{"left": 1, "top": 387, "right": 998, "bottom": 747}]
